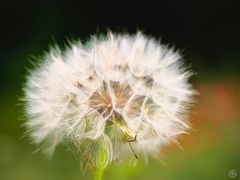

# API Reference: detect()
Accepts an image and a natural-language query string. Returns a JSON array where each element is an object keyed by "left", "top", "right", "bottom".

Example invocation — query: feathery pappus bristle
[{"left": 24, "top": 31, "right": 195, "bottom": 168}]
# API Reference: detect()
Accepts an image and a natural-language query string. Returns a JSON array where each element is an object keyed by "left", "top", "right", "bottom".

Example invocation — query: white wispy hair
[{"left": 24, "top": 31, "right": 195, "bottom": 168}]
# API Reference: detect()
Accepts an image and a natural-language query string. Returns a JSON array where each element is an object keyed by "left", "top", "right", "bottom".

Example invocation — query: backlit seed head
[{"left": 24, "top": 31, "right": 195, "bottom": 168}]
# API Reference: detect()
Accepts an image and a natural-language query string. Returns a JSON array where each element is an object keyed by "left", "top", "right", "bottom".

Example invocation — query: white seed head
[{"left": 24, "top": 31, "right": 195, "bottom": 168}]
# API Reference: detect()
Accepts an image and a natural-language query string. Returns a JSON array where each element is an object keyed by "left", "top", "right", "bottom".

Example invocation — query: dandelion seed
[{"left": 24, "top": 31, "right": 195, "bottom": 169}]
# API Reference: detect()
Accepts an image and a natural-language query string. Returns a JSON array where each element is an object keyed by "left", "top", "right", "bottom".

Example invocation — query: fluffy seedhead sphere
[{"left": 24, "top": 32, "right": 194, "bottom": 168}]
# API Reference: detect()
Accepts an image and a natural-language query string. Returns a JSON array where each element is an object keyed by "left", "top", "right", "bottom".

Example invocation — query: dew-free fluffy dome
[{"left": 24, "top": 32, "right": 194, "bottom": 168}]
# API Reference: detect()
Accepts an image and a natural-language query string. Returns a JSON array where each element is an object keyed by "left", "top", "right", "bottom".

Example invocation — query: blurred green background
[{"left": 0, "top": 1, "right": 240, "bottom": 180}]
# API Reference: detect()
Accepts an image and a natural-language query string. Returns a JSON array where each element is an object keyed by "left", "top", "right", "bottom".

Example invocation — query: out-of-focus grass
[{"left": 0, "top": 81, "right": 240, "bottom": 180}]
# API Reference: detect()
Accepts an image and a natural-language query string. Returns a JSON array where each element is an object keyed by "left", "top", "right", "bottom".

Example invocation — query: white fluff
[{"left": 24, "top": 31, "right": 195, "bottom": 168}]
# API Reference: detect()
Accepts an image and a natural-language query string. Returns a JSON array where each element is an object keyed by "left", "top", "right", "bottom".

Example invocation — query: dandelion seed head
[{"left": 24, "top": 31, "right": 195, "bottom": 168}]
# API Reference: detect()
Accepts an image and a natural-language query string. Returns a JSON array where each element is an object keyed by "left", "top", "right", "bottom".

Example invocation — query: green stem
[
  {"left": 94, "top": 141, "right": 106, "bottom": 180},
  {"left": 95, "top": 167, "right": 104, "bottom": 180}
]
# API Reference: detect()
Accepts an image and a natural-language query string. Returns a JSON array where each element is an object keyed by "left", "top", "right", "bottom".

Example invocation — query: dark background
[
  {"left": 1, "top": 1, "right": 240, "bottom": 90},
  {"left": 0, "top": 1, "right": 239, "bottom": 180}
]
